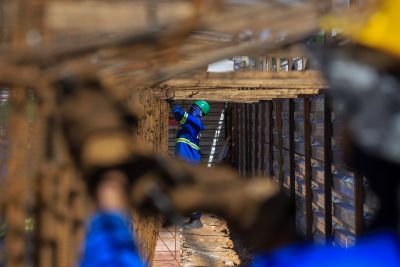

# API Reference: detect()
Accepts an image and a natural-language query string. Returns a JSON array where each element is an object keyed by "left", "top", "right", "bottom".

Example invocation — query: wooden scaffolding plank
[
  {"left": 354, "top": 172, "right": 364, "bottom": 236},
  {"left": 324, "top": 94, "right": 333, "bottom": 242},
  {"left": 268, "top": 101, "right": 274, "bottom": 178},
  {"left": 303, "top": 97, "right": 313, "bottom": 240},
  {"left": 162, "top": 71, "right": 326, "bottom": 88},
  {"left": 288, "top": 99, "right": 296, "bottom": 200},
  {"left": 276, "top": 101, "right": 284, "bottom": 187},
  {"left": 260, "top": 101, "right": 267, "bottom": 176}
]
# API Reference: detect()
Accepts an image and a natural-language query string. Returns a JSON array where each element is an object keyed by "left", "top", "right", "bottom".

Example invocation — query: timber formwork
[
  {"left": 0, "top": 0, "right": 372, "bottom": 266},
  {"left": 226, "top": 96, "right": 378, "bottom": 246}
]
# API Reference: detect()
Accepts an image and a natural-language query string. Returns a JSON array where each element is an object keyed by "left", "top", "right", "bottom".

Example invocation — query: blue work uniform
[
  {"left": 171, "top": 103, "right": 205, "bottom": 164},
  {"left": 251, "top": 231, "right": 400, "bottom": 267},
  {"left": 80, "top": 212, "right": 143, "bottom": 267}
]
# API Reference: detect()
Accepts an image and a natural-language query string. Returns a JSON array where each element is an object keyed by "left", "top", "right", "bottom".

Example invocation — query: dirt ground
[{"left": 181, "top": 215, "right": 252, "bottom": 267}]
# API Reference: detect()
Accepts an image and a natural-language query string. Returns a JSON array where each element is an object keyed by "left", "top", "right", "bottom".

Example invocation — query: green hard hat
[{"left": 193, "top": 100, "right": 210, "bottom": 116}]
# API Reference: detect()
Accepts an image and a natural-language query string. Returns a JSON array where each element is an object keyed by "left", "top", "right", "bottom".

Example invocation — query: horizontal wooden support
[
  {"left": 156, "top": 88, "right": 320, "bottom": 102},
  {"left": 161, "top": 71, "right": 326, "bottom": 89},
  {"left": 186, "top": 94, "right": 300, "bottom": 103},
  {"left": 46, "top": 1, "right": 196, "bottom": 33}
]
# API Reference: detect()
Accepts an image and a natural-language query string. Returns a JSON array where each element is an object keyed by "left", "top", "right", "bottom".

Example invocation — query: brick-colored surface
[{"left": 152, "top": 227, "right": 181, "bottom": 267}]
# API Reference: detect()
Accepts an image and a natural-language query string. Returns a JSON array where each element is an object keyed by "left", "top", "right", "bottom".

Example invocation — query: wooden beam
[
  {"left": 277, "top": 101, "right": 284, "bottom": 187},
  {"left": 162, "top": 71, "right": 326, "bottom": 88},
  {"left": 45, "top": 1, "right": 196, "bottom": 33},
  {"left": 268, "top": 101, "right": 274, "bottom": 177},
  {"left": 289, "top": 99, "right": 296, "bottom": 199},
  {"left": 354, "top": 172, "right": 364, "bottom": 236},
  {"left": 304, "top": 97, "right": 313, "bottom": 240},
  {"left": 260, "top": 101, "right": 267, "bottom": 176},
  {"left": 254, "top": 103, "right": 260, "bottom": 175},
  {"left": 245, "top": 104, "right": 251, "bottom": 175},
  {"left": 158, "top": 88, "right": 320, "bottom": 102},
  {"left": 324, "top": 94, "right": 333, "bottom": 242}
]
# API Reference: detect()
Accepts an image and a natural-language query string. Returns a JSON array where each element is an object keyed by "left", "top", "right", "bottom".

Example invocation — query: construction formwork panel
[
  {"left": 227, "top": 93, "right": 378, "bottom": 246},
  {"left": 0, "top": 86, "right": 168, "bottom": 267}
]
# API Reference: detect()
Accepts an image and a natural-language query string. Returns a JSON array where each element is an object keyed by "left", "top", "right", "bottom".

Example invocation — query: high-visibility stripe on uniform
[
  {"left": 176, "top": 138, "right": 200, "bottom": 151},
  {"left": 179, "top": 112, "right": 188, "bottom": 125}
]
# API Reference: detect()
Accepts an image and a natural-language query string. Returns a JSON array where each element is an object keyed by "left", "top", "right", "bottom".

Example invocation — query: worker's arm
[
  {"left": 182, "top": 113, "right": 205, "bottom": 132},
  {"left": 168, "top": 100, "right": 187, "bottom": 124},
  {"left": 167, "top": 99, "right": 205, "bottom": 132}
]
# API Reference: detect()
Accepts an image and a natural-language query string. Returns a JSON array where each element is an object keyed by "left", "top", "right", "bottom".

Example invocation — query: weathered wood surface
[
  {"left": 156, "top": 71, "right": 325, "bottom": 101},
  {"left": 45, "top": 1, "right": 197, "bottom": 33},
  {"left": 1, "top": 1, "right": 320, "bottom": 73},
  {"left": 181, "top": 215, "right": 251, "bottom": 267},
  {"left": 4, "top": 87, "right": 33, "bottom": 267},
  {"left": 157, "top": 88, "right": 320, "bottom": 102},
  {"left": 161, "top": 71, "right": 326, "bottom": 88},
  {"left": 127, "top": 87, "right": 169, "bottom": 264}
]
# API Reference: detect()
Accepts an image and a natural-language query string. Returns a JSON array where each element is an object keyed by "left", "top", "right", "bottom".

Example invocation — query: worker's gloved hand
[{"left": 166, "top": 98, "right": 177, "bottom": 108}]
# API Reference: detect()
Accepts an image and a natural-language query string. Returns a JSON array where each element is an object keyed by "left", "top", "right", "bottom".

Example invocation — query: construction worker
[
  {"left": 168, "top": 99, "right": 210, "bottom": 228},
  {"left": 168, "top": 99, "right": 209, "bottom": 164}
]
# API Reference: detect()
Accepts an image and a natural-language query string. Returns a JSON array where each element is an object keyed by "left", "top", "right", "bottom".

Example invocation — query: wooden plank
[
  {"left": 164, "top": 88, "right": 320, "bottom": 97},
  {"left": 252, "top": 103, "right": 257, "bottom": 175},
  {"left": 158, "top": 88, "right": 321, "bottom": 102},
  {"left": 5, "top": 87, "right": 32, "bottom": 267},
  {"left": 163, "top": 71, "right": 326, "bottom": 88},
  {"left": 235, "top": 104, "right": 240, "bottom": 170},
  {"left": 260, "top": 101, "right": 267, "bottom": 176},
  {"left": 246, "top": 104, "right": 251, "bottom": 176},
  {"left": 249, "top": 104, "right": 254, "bottom": 176},
  {"left": 289, "top": 99, "right": 296, "bottom": 199},
  {"left": 165, "top": 95, "right": 305, "bottom": 103},
  {"left": 231, "top": 104, "right": 237, "bottom": 167},
  {"left": 243, "top": 104, "right": 248, "bottom": 176},
  {"left": 277, "top": 101, "right": 284, "bottom": 187},
  {"left": 324, "top": 94, "right": 333, "bottom": 242},
  {"left": 45, "top": 1, "right": 196, "bottom": 33},
  {"left": 303, "top": 97, "right": 313, "bottom": 240},
  {"left": 238, "top": 105, "right": 244, "bottom": 176},
  {"left": 268, "top": 101, "right": 274, "bottom": 177},
  {"left": 254, "top": 103, "right": 260, "bottom": 175},
  {"left": 267, "top": 57, "right": 273, "bottom": 71},
  {"left": 235, "top": 105, "right": 240, "bottom": 173},
  {"left": 168, "top": 70, "right": 323, "bottom": 80},
  {"left": 354, "top": 172, "right": 364, "bottom": 236}
]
